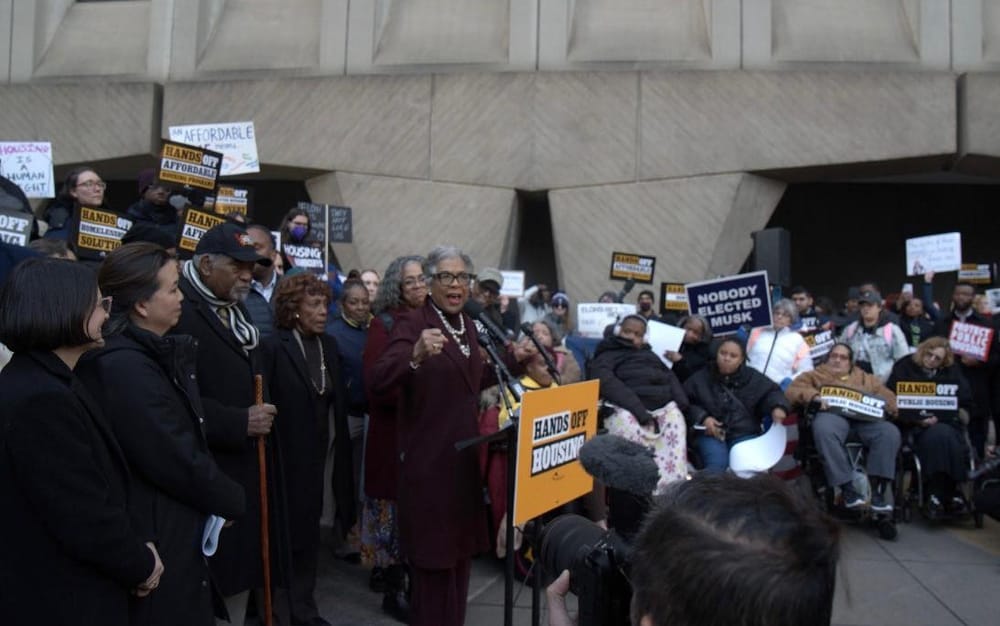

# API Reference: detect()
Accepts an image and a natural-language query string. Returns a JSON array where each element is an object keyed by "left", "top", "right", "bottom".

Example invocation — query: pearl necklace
[{"left": 431, "top": 302, "right": 471, "bottom": 357}]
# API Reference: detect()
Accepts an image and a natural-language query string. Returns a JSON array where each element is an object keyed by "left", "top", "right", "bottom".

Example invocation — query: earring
[{"left": 295, "top": 313, "right": 300, "bottom": 319}]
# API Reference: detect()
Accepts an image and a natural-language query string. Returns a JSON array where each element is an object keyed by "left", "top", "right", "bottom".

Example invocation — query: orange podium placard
[{"left": 513, "top": 380, "right": 599, "bottom": 526}]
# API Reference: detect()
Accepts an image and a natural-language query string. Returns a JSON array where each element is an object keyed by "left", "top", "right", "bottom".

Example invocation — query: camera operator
[{"left": 546, "top": 473, "right": 840, "bottom": 626}]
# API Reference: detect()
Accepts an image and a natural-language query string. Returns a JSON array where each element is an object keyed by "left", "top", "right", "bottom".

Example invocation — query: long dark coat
[
  {"left": 0, "top": 351, "right": 155, "bottom": 626},
  {"left": 170, "top": 276, "right": 272, "bottom": 596},
  {"left": 77, "top": 325, "right": 247, "bottom": 626},
  {"left": 370, "top": 301, "right": 508, "bottom": 568},
  {"left": 261, "top": 328, "right": 354, "bottom": 547},
  {"left": 363, "top": 311, "right": 403, "bottom": 500}
]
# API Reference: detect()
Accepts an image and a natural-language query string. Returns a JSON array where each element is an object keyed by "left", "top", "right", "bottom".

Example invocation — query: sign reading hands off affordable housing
[
  {"left": 609, "top": 251, "right": 655, "bottom": 284},
  {"left": 685, "top": 271, "right": 772, "bottom": 336},
  {"left": 158, "top": 141, "right": 223, "bottom": 192}
]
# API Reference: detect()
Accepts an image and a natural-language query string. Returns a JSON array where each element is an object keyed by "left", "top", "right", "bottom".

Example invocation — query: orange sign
[{"left": 513, "top": 380, "right": 599, "bottom": 526}]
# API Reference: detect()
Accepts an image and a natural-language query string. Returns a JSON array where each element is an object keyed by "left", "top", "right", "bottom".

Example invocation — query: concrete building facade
[{"left": 2, "top": 0, "right": 1000, "bottom": 299}]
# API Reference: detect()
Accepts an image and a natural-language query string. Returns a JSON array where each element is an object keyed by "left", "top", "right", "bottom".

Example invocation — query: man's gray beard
[{"left": 231, "top": 286, "right": 250, "bottom": 303}]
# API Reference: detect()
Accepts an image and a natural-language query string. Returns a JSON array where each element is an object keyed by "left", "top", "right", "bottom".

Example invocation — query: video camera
[{"left": 538, "top": 514, "right": 633, "bottom": 626}]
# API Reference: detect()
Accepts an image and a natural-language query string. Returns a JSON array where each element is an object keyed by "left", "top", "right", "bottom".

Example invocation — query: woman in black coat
[
  {"left": 886, "top": 337, "right": 974, "bottom": 515},
  {"left": 684, "top": 337, "right": 789, "bottom": 472},
  {"left": 0, "top": 258, "right": 163, "bottom": 626},
  {"left": 664, "top": 314, "right": 713, "bottom": 383},
  {"left": 261, "top": 273, "right": 350, "bottom": 626},
  {"left": 77, "top": 243, "right": 246, "bottom": 626}
]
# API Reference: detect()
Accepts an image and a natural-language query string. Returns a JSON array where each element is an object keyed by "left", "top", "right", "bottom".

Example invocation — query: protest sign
[
  {"left": 905, "top": 232, "right": 961, "bottom": 276},
  {"left": 327, "top": 205, "right": 353, "bottom": 243},
  {"left": 0, "top": 208, "right": 32, "bottom": 246},
  {"left": 513, "top": 381, "right": 599, "bottom": 526},
  {"left": 576, "top": 302, "right": 636, "bottom": 339},
  {"left": 647, "top": 320, "right": 685, "bottom": 368},
  {"left": 948, "top": 321, "right": 994, "bottom": 362},
  {"left": 803, "top": 328, "right": 835, "bottom": 363},
  {"left": 0, "top": 142, "right": 54, "bottom": 198},
  {"left": 296, "top": 201, "right": 327, "bottom": 245},
  {"left": 818, "top": 386, "right": 887, "bottom": 421},
  {"left": 609, "top": 251, "right": 655, "bottom": 284},
  {"left": 168, "top": 121, "right": 260, "bottom": 176},
  {"left": 986, "top": 288, "right": 1000, "bottom": 314},
  {"left": 958, "top": 263, "right": 992, "bottom": 285},
  {"left": 659, "top": 282, "right": 688, "bottom": 314},
  {"left": 71, "top": 207, "right": 132, "bottom": 260},
  {"left": 685, "top": 271, "right": 771, "bottom": 336},
  {"left": 211, "top": 185, "right": 252, "bottom": 217},
  {"left": 177, "top": 207, "right": 226, "bottom": 258},
  {"left": 158, "top": 141, "right": 223, "bottom": 192},
  {"left": 894, "top": 381, "right": 960, "bottom": 414},
  {"left": 499, "top": 270, "right": 525, "bottom": 298},
  {"left": 284, "top": 241, "right": 327, "bottom": 275}
]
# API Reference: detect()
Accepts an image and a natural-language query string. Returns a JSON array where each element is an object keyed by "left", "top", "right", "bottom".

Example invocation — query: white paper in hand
[
  {"left": 202, "top": 515, "right": 226, "bottom": 556},
  {"left": 728, "top": 423, "right": 787, "bottom": 478},
  {"left": 646, "top": 320, "right": 685, "bottom": 368}
]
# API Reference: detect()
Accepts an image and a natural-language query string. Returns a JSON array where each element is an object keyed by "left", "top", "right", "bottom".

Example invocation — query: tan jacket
[{"left": 786, "top": 364, "right": 898, "bottom": 416}]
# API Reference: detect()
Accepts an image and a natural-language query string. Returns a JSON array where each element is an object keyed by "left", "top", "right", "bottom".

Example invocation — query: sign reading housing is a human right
[{"left": 685, "top": 271, "right": 771, "bottom": 335}]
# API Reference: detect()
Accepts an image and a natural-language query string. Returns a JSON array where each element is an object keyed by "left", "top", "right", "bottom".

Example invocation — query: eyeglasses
[
  {"left": 402, "top": 276, "right": 427, "bottom": 288},
  {"left": 433, "top": 272, "right": 475, "bottom": 286},
  {"left": 98, "top": 296, "right": 113, "bottom": 314},
  {"left": 76, "top": 180, "right": 107, "bottom": 190}
]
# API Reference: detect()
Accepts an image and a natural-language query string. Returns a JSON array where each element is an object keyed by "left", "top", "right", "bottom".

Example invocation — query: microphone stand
[{"left": 520, "top": 323, "right": 561, "bottom": 385}]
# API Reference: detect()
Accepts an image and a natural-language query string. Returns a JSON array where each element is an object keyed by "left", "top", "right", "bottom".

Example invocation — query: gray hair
[
  {"left": 192, "top": 252, "right": 230, "bottom": 275},
  {"left": 772, "top": 298, "right": 799, "bottom": 324},
  {"left": 372, "top": 255, "right": 425, "bottom": 315},
  {"left": 424, "top": 245, "right": 474, "bottom": 280}
]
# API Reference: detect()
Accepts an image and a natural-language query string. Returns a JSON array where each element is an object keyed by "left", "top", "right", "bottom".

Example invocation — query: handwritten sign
[
  {"left": 986, "top": 288, "right": 1000, "bottom": 314},
  {"left": 212, "top": 185, "right": 251, "bottom": 217},
  {"left": 499, "top": 270, "right": 525, "bottom": 298},
  {"left": 158, "top": 141, "right": 223, "bottom": 192},
  {"left": 576, "top": 302, "right": 636, "bottom": 339},
  {"left": 327, "top": 205, "right": 352, "bottom": 243},
  {"left": 177, "top": 207, "right": 226, "bottom": 258},
  {"left": 905, "top": 232, "right": 961, "bottom": 276},
  {"left": 296, "top": 201, "right": 327, "bottom": 245},
  {"left": 819, "top": 385, "right": 887, "bottom": 421},
  {"left": 0, "top": 142, "right": 54, "bottom": 198},
  {"left": 168, "top": 121, "right": 260, "bottom": 176},
  {"left": 71, "top": 207, "right": 133, "bottom": 260},
  {"left": 685, "top": 271, "right": 772, "bottom": 336},
  {"left": 948, "top": 321, "right": 994, "bottom": 362},
  {"left": 609, "top": 251, "right": 655, "bottom": 284},
  {"left": 0, "top": 208, "right": 32, "bottom": 246}
]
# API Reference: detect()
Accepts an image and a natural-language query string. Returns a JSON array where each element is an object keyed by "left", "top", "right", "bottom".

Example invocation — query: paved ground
[{"left": 309, "top": 513, "right": 1000, "bottom": 626}]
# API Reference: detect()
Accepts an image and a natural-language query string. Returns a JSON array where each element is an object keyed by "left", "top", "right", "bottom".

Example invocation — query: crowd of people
[{"left": 1, "top": 165, "right": 999, "bottom": 626}]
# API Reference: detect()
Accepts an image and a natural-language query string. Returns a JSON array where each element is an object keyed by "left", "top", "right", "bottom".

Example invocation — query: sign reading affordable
[
  {"left": 0, "top": 209, "right": 32, "bottom": 246},
  {"left": 609, "top": 251, "right": 655, "bottom": 284},
  {"left": 576, "top": 302, "right": 636, "bottom": 339},
  {"left": 168, "top": 121, "right": 260, "bottom": 176},
  {"left": 659, "top": 282, "right": 688, "bottom": 313},
  {"left": 0, "top": 141, "right": 55, "bottom": 198},
  {"left": 894, "top": 381, "right": 959, "bottom": 413},
  {"left": 948, "top": 321, "right": 994, "bottom": 362},
  {"left": 514, "top": 380, "right": 599, "bottom": 526},
  {"left": 685, "top": 271, "right": 771, "bottom": 336},
  {"left": 177, "top": 208, "right": 226, "bottom": 258},
  {"left": 72, "top": 207, "right": 133, "bottom": 260},
  {"left": 819, "top": 386, "right": 887, "bottom": 421},
  {"left": 158, "top": 141, "right": 223, "bottom": 192}
]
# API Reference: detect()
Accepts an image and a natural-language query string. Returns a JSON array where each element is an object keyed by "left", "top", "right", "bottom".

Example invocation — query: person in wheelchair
[
  {"left": 683, "top": 337, "right": 790, "bottom": 473},
  {"left": 886, "top": 337, "right": 974, "bottom": 516},
  {"left": 787, "top": 342, "right": 900, "bottom": 512}
]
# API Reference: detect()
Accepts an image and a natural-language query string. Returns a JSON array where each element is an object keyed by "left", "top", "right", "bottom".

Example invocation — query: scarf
[{"left": 182, "top": 260, "right": 259, "bottom": 352}]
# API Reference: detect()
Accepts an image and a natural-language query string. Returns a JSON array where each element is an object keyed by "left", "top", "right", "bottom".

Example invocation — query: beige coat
[{"left": 786, "top": 364, "right": 898, "bottom": 416}]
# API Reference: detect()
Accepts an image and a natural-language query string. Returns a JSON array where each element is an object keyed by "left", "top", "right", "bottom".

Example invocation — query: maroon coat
[
  {"left": 362, "top": 311, "right": 403, "bottom": 499},
  {"left": 370, "top": 301, "right": 501, "bottom": 569}
]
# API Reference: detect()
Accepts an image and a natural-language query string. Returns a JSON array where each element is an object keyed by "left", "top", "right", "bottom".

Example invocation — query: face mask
[{"left": 290, "top": 224, "right": 308, "bottom": 240}]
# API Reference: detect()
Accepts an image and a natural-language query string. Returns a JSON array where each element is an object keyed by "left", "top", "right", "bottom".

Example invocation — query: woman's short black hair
[
  {"left": 98, "top": 242, "right": 173, "bottom": 337},
  {"left": 0, "top": 257, "right": 98, "bottom": 353}
]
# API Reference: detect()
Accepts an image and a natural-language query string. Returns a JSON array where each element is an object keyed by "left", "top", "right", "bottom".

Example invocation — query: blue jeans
[{"left": 696, "top": 434, "right": 756, "bottom": 473}]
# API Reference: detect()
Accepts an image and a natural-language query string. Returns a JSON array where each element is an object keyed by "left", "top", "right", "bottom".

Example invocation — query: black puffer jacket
[
  {"left": 588, "top": 336, "right": 689, "bottom": 423},
  {"left": 672, "top": 340, "right": 712, "bottom": 383},
  {"left": 683, "top": 364, "right": 788, "bottom": 440}
]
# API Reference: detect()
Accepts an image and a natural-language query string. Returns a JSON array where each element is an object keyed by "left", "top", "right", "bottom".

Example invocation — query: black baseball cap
[{"left": 195, "top": 222, "right": 272, "bottom": 266}]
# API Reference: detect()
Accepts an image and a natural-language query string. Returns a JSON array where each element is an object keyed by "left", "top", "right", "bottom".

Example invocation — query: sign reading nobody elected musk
[
  {"left": 609, "top": 252, "right": 655, "bottom": 284},
  {"left": 0, "top": 209, "right": 32, "bottom": 246},
  {"left": 513, "top": 381, "right": 599, "bottom": 526},
  {"left": 685, "top": 271, "right": 771, "bottom": 335}
]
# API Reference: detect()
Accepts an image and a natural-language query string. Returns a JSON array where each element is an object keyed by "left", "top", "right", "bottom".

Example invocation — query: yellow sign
[
  {"left": 513, "top": 380, "right": 599, "bottom": 526},
  {"left": 609, "top": 251, "right": 656, "bottom": 283},
  {"left": 178, "top": 208, "right": 226, "bottom": 254},
  {"left": 660, "top": 282, "right": 688, "bottom": 312},
  {"left": 158, "top": 140, "right": 222, "bottom": 191}
]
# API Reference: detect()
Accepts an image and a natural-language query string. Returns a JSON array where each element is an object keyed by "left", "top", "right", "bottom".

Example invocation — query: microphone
[
  {"left": 579, "top": 435, "right": 660, "bottom": 497},
  {"left": 464, "top": 300, "right": 510, "bottom": 346},
  {"left": 520, "top": 322, "right": 561, "bottom": 384},
  {"left": 476, "top": 330, "right": 524, "bottom": 402}
]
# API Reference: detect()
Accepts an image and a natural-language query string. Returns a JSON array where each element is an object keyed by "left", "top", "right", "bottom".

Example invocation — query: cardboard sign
[
  {"left": 168, "top": 121, "right": 260, "bottom": 176},
  {"left": 803, "top": 328, "right": 835, "bottom": 362},
  {"left": 499, "top": 270, "right": 525, "bottom": 298},
  {"left": 513, "top": 381, "right": 599, "bottom": 526},
  {"left": 948, "top": 321, "right": 994, "bottom": 362},
  {"left": 894, "top": 381, "right": 960, "bottom": 413},
  {"left": 685, "top": 271, "right": 772, "bottom": 336},
  {"left": 0, "top": 142, "right": 54, "bottom": 198},
  {"left": 609, "top": 251, "right": 655, "bottom": 284},
  {"left": 659, "top": 282, "right": 688, "bottom": 313},
  {"left": 576, "top": 302, "right": 636, "bottom": 339},
  {"left": 177, "top": 207, "right": 226, "bottom": 258},
  {"left": 211, "top": 185, "right": 251, "bottom": 217},
  {"left": 0, "top": 208, "right": 32, "bottom": 246},
  {"left": 72, "top": 207, "right": 133, "bottom": 260},
  {"left": 158, "top": 141, "right": 223, "bottom": 192},
  {"left": 819, "top": 385, "right": 887, "bottom": 421},
  {"left": 905, "top": 232, "right": 961, "bottom": 276},
  {"left": 986, "top": 288, "right": 1000, "bottom": 314},
  {"left": 959, "top": 263, "right": 992, "bottom": 285}
]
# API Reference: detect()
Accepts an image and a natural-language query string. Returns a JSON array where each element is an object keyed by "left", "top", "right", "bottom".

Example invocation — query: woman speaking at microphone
[
  {"left": 77, "top": 243, "right": 246, "bottom": 626},
  {"left": 370, "top": 245, "right": 535, "bottom": 626}
]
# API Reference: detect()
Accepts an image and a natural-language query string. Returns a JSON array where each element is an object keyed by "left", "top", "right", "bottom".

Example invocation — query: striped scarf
[{"left": 182, "top": 259, "right": 259, "bottom": 352}]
